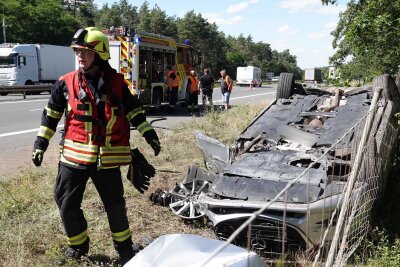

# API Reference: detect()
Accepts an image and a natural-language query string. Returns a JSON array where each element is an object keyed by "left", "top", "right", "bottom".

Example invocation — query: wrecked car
[{"left": 153, "top": 73, "right": 400, "bottom": 255}]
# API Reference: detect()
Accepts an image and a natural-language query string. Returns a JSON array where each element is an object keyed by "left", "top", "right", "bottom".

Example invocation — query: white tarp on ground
[{"left": 125, "top": 233, "right": 269, "bottom": 267}]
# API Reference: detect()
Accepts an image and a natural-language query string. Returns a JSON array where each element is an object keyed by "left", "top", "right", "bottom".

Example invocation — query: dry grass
[{"left": 0, "top": 103, "right": 264, "bottom": 267}]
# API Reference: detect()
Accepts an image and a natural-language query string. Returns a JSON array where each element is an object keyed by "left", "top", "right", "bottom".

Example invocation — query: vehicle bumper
[{"left": 198, "top": 193, "right": 340, "bottom": 250}]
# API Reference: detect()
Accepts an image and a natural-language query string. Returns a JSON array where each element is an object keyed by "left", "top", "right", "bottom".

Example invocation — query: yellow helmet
[{"left": 71, "top": 27, "right": 110, "bottom": 60}]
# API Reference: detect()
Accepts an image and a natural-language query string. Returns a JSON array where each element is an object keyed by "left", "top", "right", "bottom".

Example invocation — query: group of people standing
[{"left": 165, "top": 67, "right": 234, "bottom": 113}]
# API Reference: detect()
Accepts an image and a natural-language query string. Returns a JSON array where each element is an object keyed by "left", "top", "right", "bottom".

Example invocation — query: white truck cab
[{"left": 0, "top": 44, "right": 38, "bottom": 86}]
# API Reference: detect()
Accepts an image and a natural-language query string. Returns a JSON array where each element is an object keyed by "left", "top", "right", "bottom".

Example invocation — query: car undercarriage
[{"left": 151, "top": 73, "right": 400, "bottom": 258}]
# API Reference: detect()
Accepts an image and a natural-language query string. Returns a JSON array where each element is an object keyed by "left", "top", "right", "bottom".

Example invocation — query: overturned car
[{"left": 154, "top": 73, "right": 400, "bottom": 256}]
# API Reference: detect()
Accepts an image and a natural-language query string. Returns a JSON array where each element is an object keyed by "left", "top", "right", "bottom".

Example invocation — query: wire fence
[
  {"left": 322, "top": 96, "right": 398, "bottom": 266},
  {"left": 199, "top": 88, "right": 399, "bottom": 267}
]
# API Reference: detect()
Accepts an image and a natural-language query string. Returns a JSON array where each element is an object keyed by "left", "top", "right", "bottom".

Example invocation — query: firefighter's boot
[
  {"left": 114, "top": 239, "right": 137, "bottom": 266},
  {"left": 64, "top": 237, "right": 89, "bottom": 260},
  {"left": 116, "top": 247, "right": 135, "bottom": 266}
]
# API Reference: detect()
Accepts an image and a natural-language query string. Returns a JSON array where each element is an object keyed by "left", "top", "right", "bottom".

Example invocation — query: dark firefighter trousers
[
  {"left": 54, "top": 163, "right": 132, "bottom": 250},
  {"left": 168, "top": 86, "right": 179, "bottom": 107}
]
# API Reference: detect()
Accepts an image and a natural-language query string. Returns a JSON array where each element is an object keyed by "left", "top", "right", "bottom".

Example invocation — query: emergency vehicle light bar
[{"left": 0, "top": 43, "right": 16, "bottom": 48}]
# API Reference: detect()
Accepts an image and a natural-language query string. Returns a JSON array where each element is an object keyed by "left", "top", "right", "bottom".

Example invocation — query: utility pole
[{"left": 2, "top": 17, "right": 6, "bottom": 43}]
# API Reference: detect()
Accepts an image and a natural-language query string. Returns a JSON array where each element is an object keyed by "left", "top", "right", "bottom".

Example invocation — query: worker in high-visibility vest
[
  {"left": 186, "top": 69, "right": 200, "bottom": 114},
  {"left": 31, "top": 27, "right": 161, "bottom": 265},
  {"left": 220, "top": 69, "right": 233, "bottom": 111},
  {"left": 166, "top": 65, "right": 180, "bottom": 112}
]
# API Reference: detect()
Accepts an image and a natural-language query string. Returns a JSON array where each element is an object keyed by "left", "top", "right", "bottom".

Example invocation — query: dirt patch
[{"left": 0, "top": 142, "right": 60, "bottom": 178}]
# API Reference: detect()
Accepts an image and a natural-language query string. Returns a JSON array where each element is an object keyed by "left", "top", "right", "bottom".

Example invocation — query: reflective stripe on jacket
[{"left": 61, "top": 70, "right": 131, "bottom": 167}]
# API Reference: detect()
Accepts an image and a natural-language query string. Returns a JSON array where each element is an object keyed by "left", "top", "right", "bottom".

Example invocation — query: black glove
[
  {"left": 32, "top": 149, "right": 44, "bottom": 167},
  {"left": 143, "top": 129, "right": 161, "bottom": 156},
  {"left": 127, "top": 148, "right": 156, "bottom": 194},
  {"left": 32, "top": 137, "right": 49, "bottom": 167}
]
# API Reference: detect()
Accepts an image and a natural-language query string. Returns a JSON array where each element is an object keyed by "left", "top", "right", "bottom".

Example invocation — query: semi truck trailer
[{"left": 0, "top": 43, "right": 75, "bottom": 94}]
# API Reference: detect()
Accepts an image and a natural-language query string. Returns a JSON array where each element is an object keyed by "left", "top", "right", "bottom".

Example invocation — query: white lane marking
[
  {"left": 213, "top": 91, "right": 275, "bottom": 103},
  {"left": 0, "top": 99, "right": 48, "bottom": 105},
  {"left": 0, "top": 124, "right": 63, "bottom": 138},
  {"left": 1, "top": 91, "right": 276, "bottom": 138},
  {"left": 29, "top": 108, "right": 44, "bottom": 112}
]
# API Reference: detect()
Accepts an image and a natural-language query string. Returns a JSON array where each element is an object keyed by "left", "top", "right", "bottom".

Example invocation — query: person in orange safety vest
[
  {"left": 31, "top": 27, "right": 161, "bottom": 266},
  {"left": 166, "top": 65, "right": 180, "bottom": 112},
  {"left": 220, "top": 69, "right": 233, "bottom": 110},
  {"left": 186, "top": 69, "right": 200, "bottom": 114}
]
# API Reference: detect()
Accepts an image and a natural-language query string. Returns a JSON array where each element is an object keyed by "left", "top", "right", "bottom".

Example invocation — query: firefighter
[
  {"left": 186, "top": 69, "right": 199, "bottom": 114},
  {"left": 166, "top": 65, "right": 180, "bottom": 111},
  {"left": 31, "top": 27, "right": 161, "bottom": 265}
]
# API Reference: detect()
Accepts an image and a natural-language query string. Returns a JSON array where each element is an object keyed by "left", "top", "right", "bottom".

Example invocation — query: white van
[{"left": 236, "top": 66, "right": 262, "bottom": 87}]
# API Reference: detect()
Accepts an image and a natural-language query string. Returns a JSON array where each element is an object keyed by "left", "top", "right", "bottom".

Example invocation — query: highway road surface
[{"left": 0, "top": 84, "right": 276, "bottom": 176}]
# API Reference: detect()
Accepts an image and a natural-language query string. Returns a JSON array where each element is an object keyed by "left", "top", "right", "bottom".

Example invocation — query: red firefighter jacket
[
  {"left": 35, "top": 70, "right": 154, "bottom": 168},
  {"left": 61, "top": 71, "right": 131, "bottom": 167}
]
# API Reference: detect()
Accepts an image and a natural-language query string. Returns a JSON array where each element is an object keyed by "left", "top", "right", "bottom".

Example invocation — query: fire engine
[{"left": 105, "top": 27, "right": 201, "bottom": 106}]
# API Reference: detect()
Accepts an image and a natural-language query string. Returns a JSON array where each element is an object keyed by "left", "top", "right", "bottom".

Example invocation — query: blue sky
[{"left": 94, "top": 0, "right": 347, "bottom": 69}]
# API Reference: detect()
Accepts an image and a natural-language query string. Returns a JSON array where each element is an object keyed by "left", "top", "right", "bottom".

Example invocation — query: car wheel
[
  {"left": 276, "top": 73, "right": 294, "bottom": 99},
  {"left": 169, "top": 179, "right": 210, "bottom": 219}
]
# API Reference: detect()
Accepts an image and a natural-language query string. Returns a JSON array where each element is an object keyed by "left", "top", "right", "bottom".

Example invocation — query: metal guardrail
[{"left": 0, "top": 85, "right": 52, "bottom": 99}]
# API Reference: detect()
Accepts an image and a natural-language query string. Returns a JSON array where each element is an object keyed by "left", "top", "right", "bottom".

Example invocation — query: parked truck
[
  {"left": 0, "top": 43, "right": 75, "bottom": 95},
  {"left": 304, "top": 68, "right": 323, "bottom": 83},
  {"left": 236, "top": 66, "right": 262, "bottom": 87}
]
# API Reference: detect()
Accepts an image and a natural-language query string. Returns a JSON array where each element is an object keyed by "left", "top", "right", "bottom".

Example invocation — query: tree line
[
  {"left": 322, "top": 0, "right": 400, "bottom": 84},
  {"left": 1, "top": 0, "right": 303, "bottom": 80},
  {"left": 4, "top": 0, "right": 396, "bottom": 83}
]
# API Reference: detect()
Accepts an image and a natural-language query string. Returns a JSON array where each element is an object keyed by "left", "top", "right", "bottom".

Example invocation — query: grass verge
[
  {"left": 0, "top": 104, "right": 264, "bottom": 267},
  {"left": 2, "top": 102, "right": 399, "bottom": 267}
]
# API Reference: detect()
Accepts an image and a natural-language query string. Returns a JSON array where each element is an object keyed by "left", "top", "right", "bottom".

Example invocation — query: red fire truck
[{"left": 105, "top": 27, "right": 201, "bottom": 107}]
